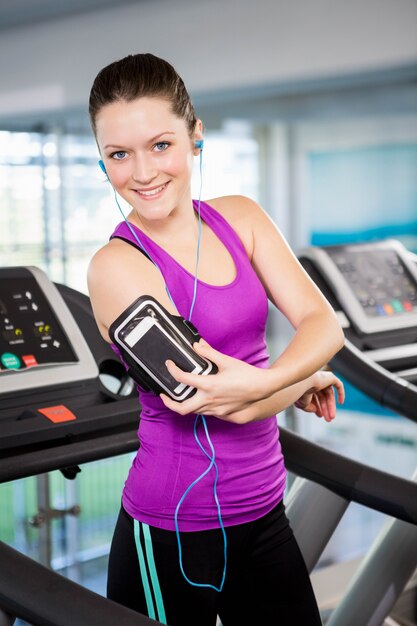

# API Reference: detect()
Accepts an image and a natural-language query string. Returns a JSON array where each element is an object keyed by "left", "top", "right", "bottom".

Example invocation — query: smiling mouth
[{"left": 135, "top": 182, "right": 169, "bottom": 197}]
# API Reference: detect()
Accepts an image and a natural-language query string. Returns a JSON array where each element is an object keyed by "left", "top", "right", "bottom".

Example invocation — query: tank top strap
[
  {"left": 110, "top": 220, "right": 165, "bottom": 265},
  {"left": 195, "top": 199, "right": 250, "bottom": 265}
]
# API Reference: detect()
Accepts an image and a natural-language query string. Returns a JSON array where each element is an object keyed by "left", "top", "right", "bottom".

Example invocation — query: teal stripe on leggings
[
  {"left": 142, "top": 523, "right": 167, "bottom": 625},
  {"left": 134, "top": 520, "right": 156, "bottom": 620}
]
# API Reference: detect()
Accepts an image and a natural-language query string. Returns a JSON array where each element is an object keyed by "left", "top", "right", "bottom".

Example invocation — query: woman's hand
[
  {"left": 159, "top": 339, "right": 274, "bottom": 417},
  {"left": 294, "top": 370, "right": 345, "bottom": 422}
]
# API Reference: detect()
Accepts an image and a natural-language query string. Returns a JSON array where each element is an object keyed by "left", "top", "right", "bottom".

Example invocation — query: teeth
[{"left": 138, "top": 183, "right": 166, "bottom": 197}]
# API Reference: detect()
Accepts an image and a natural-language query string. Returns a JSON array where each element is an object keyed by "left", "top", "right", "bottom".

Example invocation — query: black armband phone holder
[{"left": 109, "top": 295, "right": 217, "bottom": 401}]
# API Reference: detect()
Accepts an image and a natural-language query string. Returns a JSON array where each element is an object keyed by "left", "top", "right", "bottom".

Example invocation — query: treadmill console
[
  {"left": 302, "top": 240, "right": 417, "bottom": 334},
  {"left": 0, "top": 267, "right": 98, "bottom": 395}
]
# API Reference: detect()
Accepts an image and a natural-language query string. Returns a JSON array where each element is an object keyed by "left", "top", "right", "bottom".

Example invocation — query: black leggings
[{"left": 107, "top": 501, "right": 322, "bottom": 626}]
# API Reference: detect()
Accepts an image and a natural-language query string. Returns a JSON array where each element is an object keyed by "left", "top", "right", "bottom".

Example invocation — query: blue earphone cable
[
  {"left": 188, "top": 147, "right": 203, "bottom": 322},
  {"left": 174, "top": 414, "right": 227, "bottom": 592},
  {"left": 104, "top": 145, "right": 227, "bottom": 592}
]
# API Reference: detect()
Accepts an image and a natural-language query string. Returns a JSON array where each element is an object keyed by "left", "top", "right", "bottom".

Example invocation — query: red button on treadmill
[
  {"left": 22, "top": 354, "right": 38, "bottom": 367},
  {"left": 37, "top": 405, "right": 77, "bottom": 423}
]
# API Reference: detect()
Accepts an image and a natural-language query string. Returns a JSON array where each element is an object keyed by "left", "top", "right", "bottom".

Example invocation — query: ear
[{"left": 193, "top": 119, "right": 204, "bottom": 155}]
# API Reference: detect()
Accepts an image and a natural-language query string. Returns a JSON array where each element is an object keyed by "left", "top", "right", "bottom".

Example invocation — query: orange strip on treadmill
[{"left": 38, "top": 405, "right": 77, "bottom": 423}]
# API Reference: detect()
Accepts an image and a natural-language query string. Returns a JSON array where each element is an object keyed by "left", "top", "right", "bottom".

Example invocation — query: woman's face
[{"left": 95, "top": 97, "right": 200, "bottom": 224}]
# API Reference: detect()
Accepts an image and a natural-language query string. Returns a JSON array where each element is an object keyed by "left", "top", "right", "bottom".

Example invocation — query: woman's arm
[
  {"left": 247, "top": 196, "right": 345, "bottom": 392},
  {"left": 161, "top": 196, "right": 344, "bottom": 416},
  {"left": 162, "top": 342, "right": 345, "bottom": 422},
  {"left": 231, "top": 369, "right": 345, "bottom": 424}
]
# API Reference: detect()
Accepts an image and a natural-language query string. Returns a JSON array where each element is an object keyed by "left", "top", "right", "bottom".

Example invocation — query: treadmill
[
  {"left": 290, "top": 239, "right": 417, "bottom": 625},
  {"left": 0, "top": 266, "right": 141, "bottom": 483},
  {"left": 0, "top": 252, "right": 417, "bottom": 626},
  {"left": 298, "top": 239, "right": 417, "bottom": 421}
]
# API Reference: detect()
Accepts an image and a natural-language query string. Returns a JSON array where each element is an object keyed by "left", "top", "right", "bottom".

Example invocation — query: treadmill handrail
[
  {"left": 280, "top": 427, "right": 417, "bottom": 525},
  {"left": 2, "top": 424, "right": 416, "bottom": 524},
  {"left": 1, "top": 430, "right": 416, "bottom": 626},
  {"left": 330, "top": 337, "right": 417, "bottom": 423},
  {"left": 0, "top": 427, "right": 140, "bottom": 484},
  {"left": 0, "top": 541, "right": 160, "bottom": 626}
]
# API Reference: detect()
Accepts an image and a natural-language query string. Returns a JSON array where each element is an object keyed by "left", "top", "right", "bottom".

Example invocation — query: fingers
[
  {"left": 159, "top": 383, "right": 223, "bottom": 416},
  {"left": 315, "top": 372, "right": 345, "bottom": 421},
  {"left": 313, "top": 393, "right": 323, "bottom": 418},
  {"left": 316, "top": 387, "right": 337, "bottom": 422},
  {"left": 159, "top": 391, "right": 203, "bottom": 416},
  {"left": 193, "top": 339, "right": 222, "bottom": 366},
  {"left": 163, "top": 338, "right": 224, "bottom": 390},
  {"left": 160, "top": 392, "right": 186, "bottom": 414},
  {"left": 325, "top": 373, "right": 345, "bottom": 406},
  {"left": 165, "top": 359, "right": 210, "bottom": 391},
  {"left": 325, "top": 388, "right": 336, "bottom": 421},
  {"left": 160, "top": 385, "right": 236, "bottom": 417},
  {"left": 335, "top": 378, "right": 345, "bottom": 405}
]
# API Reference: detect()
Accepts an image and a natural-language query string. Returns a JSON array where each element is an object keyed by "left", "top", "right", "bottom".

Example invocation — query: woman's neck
[{"left": 127, "top": 200, "right": 200, "bottom": 248}]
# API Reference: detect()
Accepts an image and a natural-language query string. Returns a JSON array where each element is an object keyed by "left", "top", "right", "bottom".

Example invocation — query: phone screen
[{"left": 125, "top": 319, "right": 201, "bottom": 391}]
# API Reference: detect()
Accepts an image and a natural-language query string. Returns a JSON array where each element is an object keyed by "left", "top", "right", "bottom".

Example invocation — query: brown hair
[{"left": 89, "top": 53, "right": 197, "bottom": 137}]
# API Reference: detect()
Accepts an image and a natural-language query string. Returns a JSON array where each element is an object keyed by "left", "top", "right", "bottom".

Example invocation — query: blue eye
[
  {"left": 154, "top": 142, "right": 169, "bottom": 152},
  {"left": 111, "top": 151, "right": 127, "bottom": 160}
]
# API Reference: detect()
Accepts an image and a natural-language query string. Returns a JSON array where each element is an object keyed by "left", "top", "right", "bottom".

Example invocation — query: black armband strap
[{"left": 109, "top": 295, "right": 217, "bottom": 402}]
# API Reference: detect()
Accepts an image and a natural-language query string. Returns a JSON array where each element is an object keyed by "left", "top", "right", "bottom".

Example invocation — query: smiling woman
[
  {"left": 86, "top": 52, "right": 344, "bottom": 626},
  {"left": 95, "top": 97, "right": 199, "bottom": 227}
]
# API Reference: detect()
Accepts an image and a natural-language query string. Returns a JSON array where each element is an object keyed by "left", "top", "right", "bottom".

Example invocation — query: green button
[
  {"left": 1, "top": 352, "right": 21, "bottom": 370},
  {"left": 391, "top": 299, "right": 403, "bottom": 313}
]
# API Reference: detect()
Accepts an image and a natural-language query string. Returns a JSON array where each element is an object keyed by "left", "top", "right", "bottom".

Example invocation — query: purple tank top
[{"left": 110, "top": 200, "right": 286, "bottom": 531}]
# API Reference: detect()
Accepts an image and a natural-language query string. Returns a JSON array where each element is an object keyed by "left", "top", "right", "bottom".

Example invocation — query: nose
[{"left": 131, "top": 154, "right": 157, "bottom": 185}]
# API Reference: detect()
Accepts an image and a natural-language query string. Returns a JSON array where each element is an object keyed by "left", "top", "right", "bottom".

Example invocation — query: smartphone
[{"left": 110, "top": 296, "right": 216, "bottom": 401}]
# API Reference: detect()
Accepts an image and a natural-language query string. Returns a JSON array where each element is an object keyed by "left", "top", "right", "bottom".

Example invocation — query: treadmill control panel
[
  {"left": 0, "top": 267, "right": 98, "bottom": 394},
  {"left": 0, "top": 276, "right": 77, "bottom": 372},
  {"left": 301, "top": 240, "right": 417, "bottom": 334},
  {"left": 326, "top": 248, "right": 417, "bottom": 318}
]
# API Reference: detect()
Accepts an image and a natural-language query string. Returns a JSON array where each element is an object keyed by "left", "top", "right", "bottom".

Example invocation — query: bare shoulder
[
  {"left": 206, "top": 195, "right": 269, "bottom": 258},
  {"left": 88, "top": 238, "right": 122, "bottom": 276},
  {"left": 207, "top": 194, "right": 264, "bottom": 220},
  {"left": 87, "top": 238, "right": 139, "bottom": 299},
  {"left": 88, "top": 238, "right": 136, "bottom": 282},
  {"left": 87, "top": 239, "right": 172, "bottom": 341}
]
